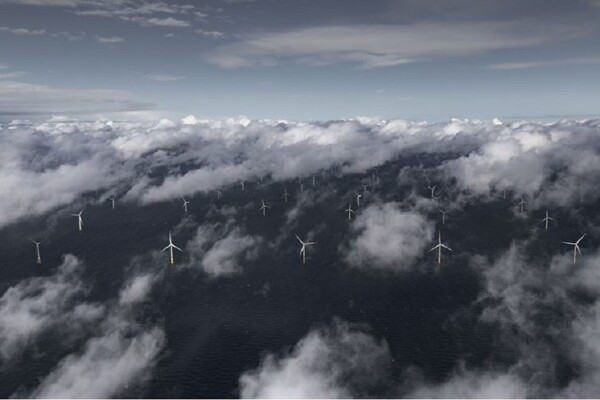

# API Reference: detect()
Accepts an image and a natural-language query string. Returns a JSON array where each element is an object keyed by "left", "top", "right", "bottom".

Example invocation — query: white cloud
[
  {"left": 194, "top": 28, "right": 225, "bottom": 38},
  {"left": 0, "top": 26, "right": 46, "bottom": 35},
  {"left": 185, "top": 222, "right": 262, "bottom": 277},
  {"left": 144, "top": 74, "right": 186, "bottom": 82},
  {"left": 95, "top": 35, "right": 125, "bottom": 43},
  {"left": 31, "top": 327, "right": 164, "bottom": 398},
  {"left": 0, "top": 255, "right": 102, "bottom": 362},
  {"left": 239, "top": 319, "right": 391, "bottom": 398},
  {"left": 345, "top": 202, "right": 434, "bottom": 271},
  {"left": 208, "top": 21, "right": 581, "bottom": 68}
]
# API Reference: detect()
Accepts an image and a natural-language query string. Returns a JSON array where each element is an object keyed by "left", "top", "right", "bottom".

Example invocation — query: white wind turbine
[
  {"left": 295, "top": 234, "right": 315, "bottom": 264},
  {"left": 354, "top": 191, "right": 362, "bottom": 206},
  {"left": 430, "top": 185, "right": 437, "bottom": 199},
  {"left": 182, "top": 197, "right": 190, "bottom": 213},
  {"left": 361, "top": 184, "right": 369, "bottom": 195},
  {"left": 240, "top": 180, "right": 246, "bottom": 191},
  {"left": 518, "top": 198, "right": 527, "bottom": 213},
  {"left": 345, "top": 203, "right": 355, "bottom": 220},
  {"left": 216, "top": 189, "right": 223, "bottom": 200},
  {"left": 108, "top": 196, "right": 116, "bottom": 210},
  {"left": 72, "top": 209, "right": 83, "bottom": 231},
  {"left": 541, "top": 210, "right": 554, "bottom": 230},
  {"left": 282, "top": 188, "right": 289, "bottom": 203},
  {"left": 312, "top": 175, "right": 316, "bottom": 187},
  {"left": 260, "top": 199, "right": 270, "bottom": 216},
  {"left": 29, "top": 239, "right": 42, "bottom": 264},
  {"left": 162, "top": 231, "right": 183, "bottom": 265},
  {"left": 429, "top": 231, "right": 452, "bottom": 265},
  {"left": 562, "top": 234, "right": 585, "bottom": 264},
  {"left": 438, "top": 209, "right": 448, "bottom": 225}
]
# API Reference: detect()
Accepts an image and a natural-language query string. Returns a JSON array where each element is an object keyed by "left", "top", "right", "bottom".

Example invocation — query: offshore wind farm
[{"left": 1, "top": 0, "right": 600, "bottom": 399}]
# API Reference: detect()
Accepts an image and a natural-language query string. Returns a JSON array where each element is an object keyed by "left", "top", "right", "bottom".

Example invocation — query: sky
[{"left": 0, "top": 0, "right": 600, "bottom": 121}]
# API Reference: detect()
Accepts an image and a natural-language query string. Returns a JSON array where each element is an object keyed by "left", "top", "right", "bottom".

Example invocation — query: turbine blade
[
  {"left": 173, "top": 245, "right": 183, "bottom": 252},
  {"left": 441, "top": 244, "right": 452, "bottom": 251},
  {"left": 429, "top": 245, "right": 440, "bottom": 252},
  {"left": 162, "top": 245, "right": 170, "bottom": 252}
]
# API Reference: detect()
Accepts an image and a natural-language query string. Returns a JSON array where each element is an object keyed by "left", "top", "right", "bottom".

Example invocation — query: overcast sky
[{"left": 1, "top": 0, "right": 599, "bottom": 121}]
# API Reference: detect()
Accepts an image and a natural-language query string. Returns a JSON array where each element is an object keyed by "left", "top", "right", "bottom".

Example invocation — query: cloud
[
  {"left": 207, "top": 20, "right": 583, "bottom": 68},
  {"left": 185, "top": 221, "right": 262, "bottom": 277},
  {"left": 144, "top": 74, "right": 186, "bottom": 82},
  {"left": 0, "top": 26, "right": 46, "bottom": 35},
  {"left": 0, "top": 79, "right": 154, "bottom": 119},
  {"left": 405, "top": 368, "right": 528, "bottom": 398},
  {"left": 344, "top": 202, "right": 434, "bottom": 271},
  {"left": 239, "top": 319, "right": 392, "bottom": 398},
  {"left": 31, "top": 327, "right": 164, "bottom": 398},
  {"left": 0, "top": 255, "right": 103, "bottom": 362},
  {"left": 95, "top": 35, "right": 125, "bottom": 43},
  {"left": 487, "top": 56, "right": 600, "bottom": 70},
  {"left": 25, "top": 255, "right": 166, "bottom": 398},
  {"left": 194, "top": 28, "right": 225, "bottom": 38}
]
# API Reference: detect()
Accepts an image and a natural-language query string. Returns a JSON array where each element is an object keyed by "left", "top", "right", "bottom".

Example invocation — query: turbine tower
[
  {"left": 345, "top": 203, "right": 355, "bottom": 220},
  {"left": 72, "top": 210, "right": 83, "bottom": 231},
  {"left": 295, "top": 234, "right": 315, "bottom": 264},
  {"left": 29, "top": 239, "right": 42, "bottom": 264},
  {"left": 182, "top": 197, "right": 190, "bottom": 213},
  {"left": 518, "top": 198, "right": 527, "bottom": 213},
  {"left": 162, "top": 231, "right": 183, "bottom": 265},
  {"left": 108, "top": 196, "right": 115, "bottom": 210},
  {"left": 541, "top": 210, "right": 554, "bottom": 230},
  {"left": 361, "top": 184, "right": 369, "bottom": 195},
  {"left": 260, "top": 199, "right": 270, "bottom": 216},
  {"left": 216, "top": 189, "right": 223, "bottom": 200},
  {"left": 240, "top": 180, "right": 246, "bottom": 191},
  {"left": 354, "top": 192, "right": 362, "bottom": 206},
  {"left": 282, "top": 188, "right": 289, "bottom": 203},
  {"left": 312, "top": 175, "right": 316, "bottom": 187},
  {"left": 562, "top": 234, "right": 585, "bottom": 264},
  {"left": 429, "top": 231, "right": 452, "bottom": 264},
  {"left": 430, "top": 186, "right": 436, "bottom": 199},
  {"left": 438, "top": 209, "right": 448, "bottom": 225}
]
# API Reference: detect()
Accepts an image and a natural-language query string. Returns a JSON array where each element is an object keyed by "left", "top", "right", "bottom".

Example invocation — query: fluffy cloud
[
  {"left": 185, "top": 221, "right": 261, "bottom": 277},
  {"left": 0, "top": 255, "right": 102, "bottom": 362},
  {"left": 31, "top": 327, "right": 164, "bottom": 398},
  {"left": 239, "top": 319, "right": 392, "bottom": 398},
  {"left": 344, "top": 202, "right": 433, "bottom": 271}
]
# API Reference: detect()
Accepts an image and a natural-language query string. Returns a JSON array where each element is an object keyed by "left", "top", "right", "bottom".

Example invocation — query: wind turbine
[
  {"left": 354, "top": 192, "right": 362, "bottom": 206},
  {"left": 295, "top": 234, "right": 315, "bottom": 264},
  {"left": 518, "top": 198, "right": 527, "bottom": 213},
  {"left": 345, "top": 203, "right": 355, "bottom": 220},
  {"left": 299, "top": 182, "right": 304, "bottom": 192},
  {"left": 72, "top": 210, "right": 83, "bottom": 231},
  {"left": 541, "top": 210, "right": 554, "bottom": 230},
  {"left": 182, "top": 197, "right": 190, "bottom": 213},
  {"left": 429, "top": 231, "right": 452, "bottom": 265},
  {"left": 240, "top": 180, "right": 246, "bottom": 191},
  {"left": 260, "top": 199, "right": 270, "bottom": 216},
  {"left": 216, "top": 189, "right": 223, "bottom": 200},
  {"left": 162, "top": 231, "right": 183, "bottom": 265},
  {"left": 361, "top": 184, "right": 369, "bottom": 195},
  {"left": 430, "top": 186, "right": 436, "bottom": 199},
  {"left": 438, "top": 209, "right": 448, "bottom": 225},
  {"left": 108, "top": 196, "right": 115, "bottom": 210},
  {"left": 282, "top": 188, "right": 289, "bottom": 203},
  {"left": 28, "top": 239, "right": 42, "bottom": 264},
  {"left": 562, "top": 234, "right": 585, "bottom": 264},
  {"left": 312, "top": 175, "right": 316, "bottom": 187}
]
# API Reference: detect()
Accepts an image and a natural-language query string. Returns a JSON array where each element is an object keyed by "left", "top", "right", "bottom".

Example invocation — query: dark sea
[{"left": 0, "top": 153, "right": 593, "bottom": 398}]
